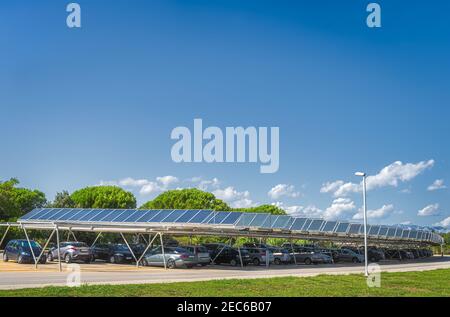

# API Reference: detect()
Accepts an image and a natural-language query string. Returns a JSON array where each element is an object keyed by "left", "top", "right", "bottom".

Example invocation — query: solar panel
[
  {"left": 17, "top": 208, "right": 439, "bottom": 246},
  {"left": 369, "top": 226, "right": 380, "bottom": 235},
  {"left": 270, "top": 215, "right": 290, "bottom": 229},
  {"left": 159, "top": 209, "right": 187, "bottom": 222},
  {"left": 301, "top": 219, "right": 313, "bottom": 231},
  {"left": 46, "top": 209, "right": 71, "bottom": 221},
  {"left": 60, "top": 209, "right": 81, "bottom": 221},
  {"left": 290, "top": 218, "right": 307, "bottom": 231},
  {"left": 378, "top": 227, "right": 388, "bottom": 236},
  {"left": 348, "top": 223, "right": 361, "bottom": 234},
  {"left": 307, "top": 219, "right": 324, "bottom": 231},
  {"left": 20, "top": 208, "right": 44, "bottom": 220},
  {"left": 187, "top": 210, "right": 213, "bottom": 223},
  {"left": 249, "top": 214, "right": 270, "bottom": 227},
  {"left": 335, "top": 222, "right": 349, "bottom": 233},
  {"left": 236, "top": 213, "right": 256, "bottom": 226},
  {"left": 387, "top": 227, "right": 396, "bottom": 237},
  {"left": 321, "top": 221, "right": 338, "bottom": 232},
  {"left": 220, "top": 212, "right": 242, "bottom": 225},
  {"left": 122, "top": 210, "right": 150, "bottom": 222},
  {"left": 207, "top": 212, "right": 229, "bottom": 224}
]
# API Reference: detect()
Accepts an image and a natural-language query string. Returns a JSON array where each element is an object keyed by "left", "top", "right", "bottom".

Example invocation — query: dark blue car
[{"left": 2, "top": 239, "right": 47, "bottom": 264}]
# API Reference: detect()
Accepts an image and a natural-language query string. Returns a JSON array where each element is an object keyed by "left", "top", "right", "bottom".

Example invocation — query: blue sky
[{"left": 1, "top": 0, "right": 449, "bottom": 228}]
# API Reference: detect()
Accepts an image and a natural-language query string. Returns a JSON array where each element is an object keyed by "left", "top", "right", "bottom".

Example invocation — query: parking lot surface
[{"left": 0, "top": 255, "right": 449, "bottom": 290}]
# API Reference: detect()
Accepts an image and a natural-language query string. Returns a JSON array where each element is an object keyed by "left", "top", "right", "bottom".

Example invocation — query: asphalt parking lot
[{"left": 0, "top": 254, "right": 449, "bottom": 290}]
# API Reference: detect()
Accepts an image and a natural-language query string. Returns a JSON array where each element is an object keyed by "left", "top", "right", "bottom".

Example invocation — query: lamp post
[{"left": 355, "top": 172, "right": 369, "bottom": 277}]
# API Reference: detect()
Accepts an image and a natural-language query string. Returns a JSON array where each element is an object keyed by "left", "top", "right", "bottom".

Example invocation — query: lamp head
[{"left": 355, "top": 172, "right": 366, "bottom": 177}]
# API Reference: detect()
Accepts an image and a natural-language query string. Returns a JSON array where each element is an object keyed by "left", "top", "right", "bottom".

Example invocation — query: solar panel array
[{"left": 19, "top": 208, "right": 444, "bottom": 244}]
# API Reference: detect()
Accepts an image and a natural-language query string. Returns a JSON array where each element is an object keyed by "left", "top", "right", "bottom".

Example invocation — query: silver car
[
  {"left": 269, "top": 247, "right": 292, "bottom": 265},
  {"left": 47, "top": 241, "right": 93, "bottom": 264},
  {"left": 141, "top": 246, "right": 197, "bottom": 269},
  {"left": 183, "top": 245, "right": 211, "bottom": 266}
]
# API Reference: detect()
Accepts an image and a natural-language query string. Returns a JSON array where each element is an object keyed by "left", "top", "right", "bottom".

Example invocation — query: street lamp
[{"left": 355, "top": 171, "right": 369, "bottom": 277}]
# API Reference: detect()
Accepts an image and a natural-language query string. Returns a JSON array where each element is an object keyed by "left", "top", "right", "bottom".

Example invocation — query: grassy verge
[{"left": 1, "top": 269, "right": 449, "bottom": 297}]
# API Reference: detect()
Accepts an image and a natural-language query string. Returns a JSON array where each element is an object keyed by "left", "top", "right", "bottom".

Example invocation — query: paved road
[{"left": 0, "top": 256, "right": 449, "bottom": 290}]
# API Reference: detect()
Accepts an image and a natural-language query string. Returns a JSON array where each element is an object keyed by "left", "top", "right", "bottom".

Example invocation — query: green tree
[
  {"left": 0, "top": 178, "right": 47, "bottom": 221},
  {"left": 140, "top": 188, "right": 230, "bottom": 210},
  {"left": 47, "top": 191, "right": 76, "bottom": 208},
  {"left": 71, "top": 186, "right": 136, "bottom": 209},
  {"left": 235, "top": 204, "right": 286, "bottom": 215}
]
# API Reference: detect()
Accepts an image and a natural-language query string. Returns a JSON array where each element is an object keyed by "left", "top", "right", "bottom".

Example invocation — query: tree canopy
[
  {"left": 0, "top": 178, "right": 47, "bottom": 221},
  {"left": 235, "top": 204, "right": 286, "bottom": 215},
  {"left": 140, "top": 188, "right": 287, "bottom": 215},
  {"left": 140, "top": 188, "right": 230, "bottom": 211},
  {"left": 47, "top": 190, "right": 76, "bottom": 208},
  {"left": 70, "top": 186, "right": 136, "bottom": 209}
]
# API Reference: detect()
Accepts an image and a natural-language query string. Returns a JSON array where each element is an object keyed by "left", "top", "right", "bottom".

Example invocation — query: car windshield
[{"left": 19, "top": 241, "right": 41, "bottom": 248}]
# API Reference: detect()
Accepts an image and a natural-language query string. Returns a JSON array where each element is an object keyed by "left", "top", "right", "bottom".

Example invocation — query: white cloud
[
  {"left": 268, "top": 184, "right": 300, "bottom": 200},
  {"left": 99, "top": 175, "right": 180, "bottom": 196},
  {"left": 188, "top": 177, "right": 220, "bottom": 191},
  {"left": 417, "top": 203, "right": 440, "bottom": 217},
  {"left": 321, "top": 160, "right": 434, "bottom": 197},
  {"left": 427, "top": 179, "right": 446, "bottom": 191},
  {"left": 139, "top": 182, "right": 162, "bottom": 195},
  {"left": 212, "top": 186, "right": 256, "bottom": 208},
  {"left": 435, "top": 216, "right": 450, "bottom": 228},
  {"left": 272, "top": 202, "right": 324, "bottom": 218},
  {"left": 323, "top": 198, "right": 356, "bottom": 220},
  {"left": 352, "top": 204, "right": 395, "bottom": 220},
  {"left": 119, "top": 177, "right": 151, "bottom": 187},
  {"left": 400, "top": 221, "right": 412, "bottom": 225},
  {"left": 156, "top": 176, "right": 179, "bottom": 187}
]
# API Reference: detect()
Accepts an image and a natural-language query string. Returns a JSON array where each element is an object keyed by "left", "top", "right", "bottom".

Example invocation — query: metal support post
[
  {"left": 136, "top": 234, "right": 159, "bottom": 267},
  {"left": 35, "top": 229, "right": 56, "bottom": 269},
  {"left": 160, "top": 233, "right": 167, "bottom": 269},
  {"left": 56, "top": 226, "right": 62, "bottom": 272},
  {"left": 120, "top": 232, "right": 138, "bottom": 264},
  {"left": 22, "top": 226, "right": 37, "bottom": 266}
]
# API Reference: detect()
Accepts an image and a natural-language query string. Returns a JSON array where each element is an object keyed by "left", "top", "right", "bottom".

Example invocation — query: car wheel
[
  {"left": 304, "top": 258, "right": 312, "bottom": 265},
  {"left": 40, "top": 255, "right": 47, "bottom": 264},
  {"left": 167, "top": 259, "right": 176, "bottom": 269},
  {"left": 201, "top": 263, "right": 208, "bottom": 267},
  {"left": 253, "top": 258, "right": 260, "bottom": 266},
  {"left": 47, "top": 252, "right": 53, "bottom": 262},
  {"left": 230, "top": 259, "right": 238, "bottom": 266},
  {"left": 64, "top": 254, "right": 72, "bottom": 264},
  {"left": 109, "top": 255, "right": 115, "bottom": 264},
  {"left": 274, "top": 258, "right": 281, "bottom": 265},
  {"left": 352, "top": 257, "right": 359, "bottom": 263},
  {"left": 2, "top": 252, "right": 8, "bottom": 262},
  {"left": 84, "top": 258, "right": 91, "bottom": 264},
  {"left": 141, "top": 259, "right": 149, "bottom": 266}
]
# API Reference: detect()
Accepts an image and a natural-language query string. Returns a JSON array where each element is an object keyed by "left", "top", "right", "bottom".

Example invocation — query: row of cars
[{"left": 1, "top": 239, "right": 434, "bottom": 268}]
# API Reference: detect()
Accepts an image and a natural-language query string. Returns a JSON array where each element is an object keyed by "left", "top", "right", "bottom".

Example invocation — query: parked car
[
  {"left": 141, "top": 246, "right": 197, "bottom": 269},
  {"left": 182, "top": 245, "right": 211, "bottom": 266},
  {"left": 383, "top": 248, "right": 402, "bottom": 260},
  {"left": 92, "top": 243, "right": 135, "bottom": 263},
  {"left": 399, "top": 250, "right": 415, "bottom": 260},
  {"left": 290, "top": 247, "right": 332, "bottom": 265},
  {"left": 2, "top": 239, "right": 47, "bottom": 264},
  {"left": 47, "top": 241, "right": 93, "bottom": 263},
  {"left": 269, "top": 247, "right": 292, "bottom": 265},
  {"left": 337, "top": 249, "right": 364, "bottom": 263},
  {"left": 203, "top": 244, "right": 252, "bottom": 266},
  {"left": 354, "top": 246, "right": 385, "bottom": 262},
  {"left": 245, "top": 247, "right": 274, "bottom": 266}
]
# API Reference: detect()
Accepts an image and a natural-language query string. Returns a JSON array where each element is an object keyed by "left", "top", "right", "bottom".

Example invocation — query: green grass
[{"left": 1, "top": 269, "right": 449, "bottom": 297}]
